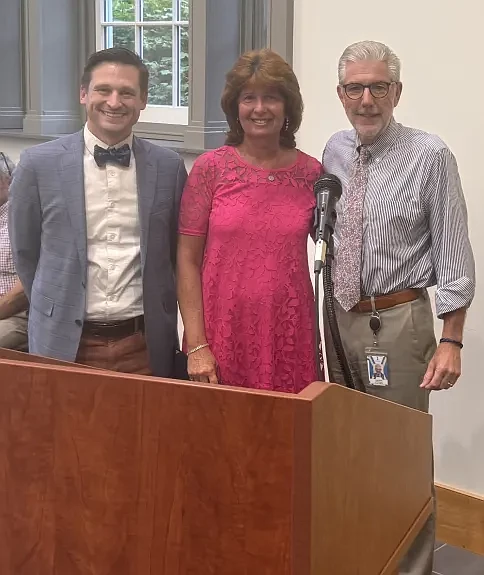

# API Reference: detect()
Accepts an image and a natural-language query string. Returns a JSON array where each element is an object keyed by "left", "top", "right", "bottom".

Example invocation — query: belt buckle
[{"left": 87, "top": 321, "right": 118, "bottom": 337}]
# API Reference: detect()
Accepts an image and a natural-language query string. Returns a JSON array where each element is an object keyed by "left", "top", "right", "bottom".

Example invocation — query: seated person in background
[{"left": 0, "top": 153, "right": 28, "bottom": 350}]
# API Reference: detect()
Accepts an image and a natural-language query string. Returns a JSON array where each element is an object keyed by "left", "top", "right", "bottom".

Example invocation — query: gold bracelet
[{"left": 187, "top": 343, "right": 210, "bottom": 356}]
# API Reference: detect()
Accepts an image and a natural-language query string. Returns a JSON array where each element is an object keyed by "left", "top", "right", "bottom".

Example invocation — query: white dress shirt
[{"left": 83, "top": 125, "right": 143, "bottom": 321}]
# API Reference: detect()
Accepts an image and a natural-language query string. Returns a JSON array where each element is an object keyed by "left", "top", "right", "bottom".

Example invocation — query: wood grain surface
[{"left": 0, "top": 360, "right": 433, "bottom": 574}]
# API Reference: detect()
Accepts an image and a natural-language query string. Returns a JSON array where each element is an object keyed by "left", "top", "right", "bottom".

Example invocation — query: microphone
[{"left": 313, "top": 174, "right": 342, "bottom": 272}]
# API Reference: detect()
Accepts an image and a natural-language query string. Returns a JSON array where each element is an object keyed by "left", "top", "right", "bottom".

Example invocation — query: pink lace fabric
[{"left": 179, "top": 145, "right": 323, "bottom": 392}]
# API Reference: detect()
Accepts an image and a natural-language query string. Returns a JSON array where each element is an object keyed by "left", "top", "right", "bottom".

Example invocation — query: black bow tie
[{"left": 93, "top": 144, "right": 131, "bottom": 168}]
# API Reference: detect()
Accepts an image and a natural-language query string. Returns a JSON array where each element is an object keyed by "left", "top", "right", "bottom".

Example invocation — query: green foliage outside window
[{"left": 104, "top": 0, "right": 189, "bottom": 106}]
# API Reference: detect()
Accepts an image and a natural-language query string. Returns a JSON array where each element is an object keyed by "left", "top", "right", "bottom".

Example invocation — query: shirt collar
[
  {"left": 83, "top": 124, "right": 133, "bottom": 156},
  {"left": 354, "top": 117, "right": 400, "bottom": 161}
]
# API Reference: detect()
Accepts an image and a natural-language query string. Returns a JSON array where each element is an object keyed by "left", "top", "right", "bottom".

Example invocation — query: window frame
[
  {"left": 0, "top": 0, "right": 295, "bottom": 153},
  {"left": 94, "top": 0, "right": 295, "bottom": 149},
  {"left": 96, "top": 0, "right": 190, "bottom": 126}
]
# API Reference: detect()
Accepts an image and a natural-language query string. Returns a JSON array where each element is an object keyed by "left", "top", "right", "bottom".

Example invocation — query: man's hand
[
  {"left": 0, "top": 172, "right": 11, "bottom": 206},
  {"left": 0, "top": 279, "right": 28, "bottom": 320},
  {"left": 420, "top": 342, "right": 461, "bottom": 390}
]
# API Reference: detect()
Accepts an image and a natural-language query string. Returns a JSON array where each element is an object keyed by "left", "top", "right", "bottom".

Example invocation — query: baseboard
[{"left": 436, "top": 483, "right": 484, "bottom": 556}]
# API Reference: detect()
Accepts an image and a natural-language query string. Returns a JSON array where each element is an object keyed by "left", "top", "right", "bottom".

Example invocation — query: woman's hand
[{"left": 187, "top": 346, "right": 218, "bottom": 384}]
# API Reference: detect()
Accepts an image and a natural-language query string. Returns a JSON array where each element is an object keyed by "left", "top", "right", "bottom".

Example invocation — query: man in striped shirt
[{"left": 323, "top": 41, "right": 475, "bottom": 575}]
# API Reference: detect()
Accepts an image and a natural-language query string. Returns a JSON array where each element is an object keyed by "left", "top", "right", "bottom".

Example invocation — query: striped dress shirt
[{"left": 323, "top": 118, "right": 475, "bottom": 318}]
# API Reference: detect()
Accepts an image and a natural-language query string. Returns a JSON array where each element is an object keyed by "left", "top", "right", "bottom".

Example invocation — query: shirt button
[
  {"left": 109, "top": 201, "right": 115, "bottom": 209},
  {"left": 108, "top": 233, "right": 115, "bottom": 241},
  {"left": 109, "top": 263, "right": 115, "bottom": 270},
  {"left": 268, "top": 174, "right": 275, "bottom": 181},
  {"left": 109, "top": 171, "right": 115, "bottom": 177},
  {"left": 75, "top": 319, "right": 82, "bottom": 327}
]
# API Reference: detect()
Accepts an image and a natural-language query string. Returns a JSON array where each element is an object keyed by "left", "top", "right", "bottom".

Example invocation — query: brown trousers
[
  {"left": 324, "top": 290, "right": 436, "bottom": 575},
  {"left": 76, "top": 330, "right": 151, "bottom": 376}
]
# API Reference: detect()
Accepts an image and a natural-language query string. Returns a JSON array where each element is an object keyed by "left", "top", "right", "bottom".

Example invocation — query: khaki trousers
[
  {"left": 0, "top": 310, "right": 28, "bottom": 351},
  {"left": 324, "top": 290, "right": 436, "bottom": 575}
]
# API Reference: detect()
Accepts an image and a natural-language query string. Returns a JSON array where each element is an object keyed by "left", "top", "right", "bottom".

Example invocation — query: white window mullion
[
  {"left": 172, "top": 0, "right": 179, "bottom": 107},
  {"left": 105, "top": 0, "right": 113, "bottom": 22},
  {"left": 135, "top": 0, "right": 142, "bottom": 56},
  {"left": 135, "top": 25, "right": 142, "bottom": 57},
  {"left": 105, "top": 0, "right": 114, "bottom": 48},
  {"left": 95, "top": 0, "right": 104, "bottom": 50}
]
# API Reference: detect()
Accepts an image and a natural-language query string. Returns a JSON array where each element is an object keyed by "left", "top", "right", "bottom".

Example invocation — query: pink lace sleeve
[{"left": 178, "top": 151, "right": 215, "bottom": 236}]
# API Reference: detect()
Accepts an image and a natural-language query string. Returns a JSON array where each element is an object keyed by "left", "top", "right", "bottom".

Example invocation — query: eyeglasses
[{"left": 342, "top": 82, "right": 395, "bottom": 100}]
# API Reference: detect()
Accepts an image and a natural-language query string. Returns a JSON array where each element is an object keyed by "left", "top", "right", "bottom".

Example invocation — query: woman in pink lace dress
[{"left": 177, "top": 49, "right": 323, "bottom": 393}]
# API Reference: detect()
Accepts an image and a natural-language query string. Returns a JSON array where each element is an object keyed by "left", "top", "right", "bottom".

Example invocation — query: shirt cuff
[{"left": 435, "top": 277, "right": 475, "bottom": 318}]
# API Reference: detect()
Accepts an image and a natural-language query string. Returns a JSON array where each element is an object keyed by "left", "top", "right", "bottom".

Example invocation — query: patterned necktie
[
  {"left": 93, "top": 143, "right": 131, "bottom": 168},
  {"left": 334, "top": 146, "right": 371, "bottom": 311}
]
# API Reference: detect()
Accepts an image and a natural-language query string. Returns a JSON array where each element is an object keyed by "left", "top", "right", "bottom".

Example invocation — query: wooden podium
[{"left": 0, "top": 351, "right": 432, "bottom": 575}]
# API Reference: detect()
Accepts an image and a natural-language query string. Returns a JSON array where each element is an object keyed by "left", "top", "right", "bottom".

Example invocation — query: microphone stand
[{"left": 314, "top": 218, "right": 360, "bottom": 392}]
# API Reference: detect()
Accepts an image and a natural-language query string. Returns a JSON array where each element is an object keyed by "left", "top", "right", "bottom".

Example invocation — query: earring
[{"left": 284, "top": 117, "right": 290, "bottom": 131}]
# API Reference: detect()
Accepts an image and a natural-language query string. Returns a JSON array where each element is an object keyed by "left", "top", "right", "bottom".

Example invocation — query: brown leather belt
[
  {"left": 351, "top": 289, "right": 423, "bottom": 313},
  {"left": 82, "top": 315, "right": 145, "bottom": 338}
]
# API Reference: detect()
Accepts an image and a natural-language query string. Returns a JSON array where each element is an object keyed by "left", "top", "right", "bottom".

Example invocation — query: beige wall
[
  {"left": 0, "top": 138, "right": 43, "bottom": 164},
  {"left": 294, "top": 0, "right": 484, "bottom": 495}
]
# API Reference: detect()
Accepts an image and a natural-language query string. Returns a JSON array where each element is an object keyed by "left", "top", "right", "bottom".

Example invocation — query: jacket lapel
[
  {"left": 60, "top": 132, "right": 87, "bottom": 280},
  {"left": 133, "top": 137, "right": 156, "bottom": 271}
]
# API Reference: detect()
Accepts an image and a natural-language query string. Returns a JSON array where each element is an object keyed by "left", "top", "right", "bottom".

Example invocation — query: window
[
  {"left": 97, "top": 0, "right": 189, "bottom": 125},
  {"left": 0, "top": 0, "right": 294, "bottom": 148}
]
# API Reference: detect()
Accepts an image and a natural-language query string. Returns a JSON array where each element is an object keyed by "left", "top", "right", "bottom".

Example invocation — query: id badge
[{"left": 365, "top": 347, "right": 389, "bottom": 387}]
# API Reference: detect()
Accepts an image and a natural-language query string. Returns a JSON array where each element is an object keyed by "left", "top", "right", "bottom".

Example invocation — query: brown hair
[
  {"left": 221, "top": 49, "right": 303, "bottom": 148},
  {"left": 81, "top": 47, "right": 149, "bottom": 98}
]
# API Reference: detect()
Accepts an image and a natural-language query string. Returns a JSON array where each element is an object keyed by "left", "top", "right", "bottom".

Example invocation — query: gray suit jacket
[{"left": 8, "top": 130, "right": 187, "bottom": 377}]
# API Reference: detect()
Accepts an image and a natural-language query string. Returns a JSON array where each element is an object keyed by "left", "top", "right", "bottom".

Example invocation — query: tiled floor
[{"left": 433, "top": 542, "right": 484, "bottom": 575}]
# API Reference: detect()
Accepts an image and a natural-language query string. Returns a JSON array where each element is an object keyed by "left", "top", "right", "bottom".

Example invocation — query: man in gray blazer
[{"left": 9, "top": 47, "right": 187, "bottom": 377}]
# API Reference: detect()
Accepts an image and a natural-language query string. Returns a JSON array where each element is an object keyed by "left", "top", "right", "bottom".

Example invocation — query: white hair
[{"left": 338, "top": 40, "right": 401, "bottom": 84}]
